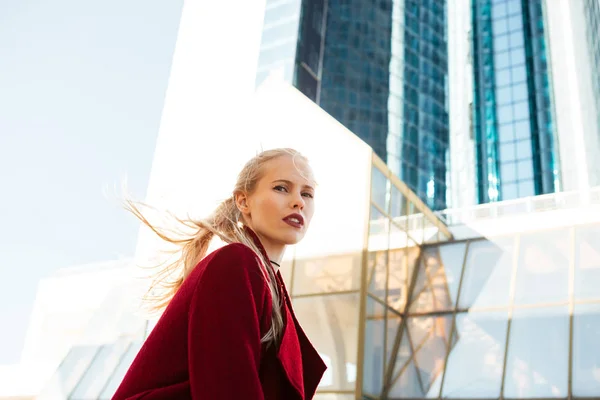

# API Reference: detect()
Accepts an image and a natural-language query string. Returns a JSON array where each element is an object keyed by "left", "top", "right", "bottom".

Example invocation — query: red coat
[{"left": 112, "top": 232, "right": 327, "bottom": 400}]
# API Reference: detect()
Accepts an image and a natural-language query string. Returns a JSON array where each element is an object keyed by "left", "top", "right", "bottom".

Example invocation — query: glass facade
[
  {"left": 584, "top": 0, "right": 600, "bottom": 134},
  {"left": 471, "top": 0, "right": 559, "bottom": 204},
  {"left": 256, "top": 0, "right": 450, "bottom": 210},
  {"left": 369, "top": 224, "right": 600, "bottom": 399},
  {"left": 38, "top": 339, "right": 144, "bottom": 399}
]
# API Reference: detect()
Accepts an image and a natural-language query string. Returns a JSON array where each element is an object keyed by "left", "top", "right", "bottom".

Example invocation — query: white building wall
[
  {"left": 447, "top": 0, "right": 476, "bottom": 209},
  {"left": 545, "top": 0, "right": 600, "bottom": 191}
]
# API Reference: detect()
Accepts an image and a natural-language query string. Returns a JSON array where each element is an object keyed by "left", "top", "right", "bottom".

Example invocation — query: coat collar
[{"left": 243, "top": 226, "right": 327, "bottom": 398}]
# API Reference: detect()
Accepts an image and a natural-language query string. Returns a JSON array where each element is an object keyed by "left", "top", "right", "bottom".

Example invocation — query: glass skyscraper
[
  {"left": 256, "top": 0, "right": 450, "bottom": 211},
  {"left": 471, "top": 0, "right": 559, "bottom": 204}
]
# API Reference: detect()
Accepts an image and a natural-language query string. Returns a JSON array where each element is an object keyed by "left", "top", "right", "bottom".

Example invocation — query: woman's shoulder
[{"left": 190, "top": 242, "right": 267, "bottom": 288}]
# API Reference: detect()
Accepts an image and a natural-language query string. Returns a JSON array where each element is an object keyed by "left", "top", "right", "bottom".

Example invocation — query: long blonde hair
[{"left": 125, "top": 148, "right": 309, "bottom": 346}]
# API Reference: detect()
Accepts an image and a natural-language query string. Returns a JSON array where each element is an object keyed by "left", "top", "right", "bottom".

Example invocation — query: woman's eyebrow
[{"left": 272, "top": 179, "right": 315, "bottom": 191}]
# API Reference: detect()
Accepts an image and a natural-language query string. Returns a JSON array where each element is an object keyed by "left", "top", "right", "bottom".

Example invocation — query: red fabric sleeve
[{"left": 187, "top": 243, "right": 269, "bottom": 399}]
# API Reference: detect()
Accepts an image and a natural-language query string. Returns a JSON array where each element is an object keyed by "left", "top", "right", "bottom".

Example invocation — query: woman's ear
[{"left": 234, "top": 192, "right": 250, "bottom": 214}]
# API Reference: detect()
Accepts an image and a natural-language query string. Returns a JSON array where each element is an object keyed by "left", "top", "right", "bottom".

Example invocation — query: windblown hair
[{"left": 125, "top": 148, "right": 309, "bottom": 346}]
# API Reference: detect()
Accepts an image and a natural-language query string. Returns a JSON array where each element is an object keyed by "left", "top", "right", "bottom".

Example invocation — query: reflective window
[
  {"left": 495, "top": 51, "right": 510, "bottom": 70},
  {"left": 575, "top": 225, "right": 600, "bottom": 300},
  {"left": 512, "top": 121, "right": 529, "bottom": 140},
  {"left": 516, "top": 159, "right": 533, "bottom": 180},
  {"left": 48, "top": 345, "right": 100, "bottom": 396},
  {"left": 409, "top": 243, "right": 466, "bottom": 313},
  {"left": 409, "top": 315, "right": 452, "bottom": 397},
  {"left": 515, "top": 139, "right": 532, "bottom": 160},
  {"left": 442, "top": 311, "right": 508, "bottom": 398},
  {"left": 507, "top": 0, "right": 522, "bottom": 15},
  {"left": 368, "top": 250, "right": 388, "bottom": 300},
  {"left": 294, "top": 294, "right": 360, "bottom": 391},
  {"left": 511, "top": 65, "right": 526, "bottom": 83},
  {"left": 504, "top": 306, "right": 569, "bottom": 398},
  {"left": 500, "top": 142, "right": 516, "bottom": 162},
  {"left": 364, "top": 299, "right": 385, "bottom": 396},
  {"left": 99, "top": 341, "right": 143, "bottom": 399},
  {"left": 388, "top": 247, "right": 418, "bottom": 311},
  {"left": 503, "top": 183, "right": 518, "bottom": 200},
  {"left": 459, "top": 237, "right": 515, "bottom": 309},
  {"left": 371, "top": 166, "right": 389, "bottom": 212},
  {"left": 391, "top": 315, "right": 452, "bottom": 398},
  {"left": 293, "top": 253, "right": 362, "bottom": 295},
  {"left": 70, "top": 339, "right": 131, "bottom": 400},
  {"left": 518, "top": 180, "right": 535, "bottom": 197},
  {"left": 573, "top": 303, "right": 600, "bottom": 397},
  {"left": 514, "top": 229, "right": 570, "bottom": 305}
]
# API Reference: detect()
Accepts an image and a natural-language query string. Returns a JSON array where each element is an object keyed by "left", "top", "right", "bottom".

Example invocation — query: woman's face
[{"left": 238, "top": 155, "right": 315, "bottom": 258}]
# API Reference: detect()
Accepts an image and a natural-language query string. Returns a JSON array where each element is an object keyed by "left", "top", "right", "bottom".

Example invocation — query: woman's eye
[
  {"left": 302, "top": 192, "right": 314, "bottom": 199},
  {"left": 274, "top": 185, "right": 288, "bottom": 192}
]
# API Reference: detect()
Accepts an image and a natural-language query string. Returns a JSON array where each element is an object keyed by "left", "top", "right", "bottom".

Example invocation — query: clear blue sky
[{"left": 0, "top": 0, "right": 183, "bottom": 364}]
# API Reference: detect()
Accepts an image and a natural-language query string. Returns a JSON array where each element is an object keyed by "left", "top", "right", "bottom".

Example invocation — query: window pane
[
  {"left": 517, "top": 180, "right": 535, "bottom": 197},
  {"left": 369, "top": 205, "right": 390, "bottom": 251},
  {"left": 368, "top": 250, "right": 388, "bottom": 300},
  {"left": 293, "top": 253, "right": 362, "bottom": 295},
  {"left": 492, "top": 1, "right": 507, "bottom": 18},
  {"left": 512, "top": 83, "right": 528, "bottom": 102},
  {"left": 513, "top": 101, "right": 529, "bottom": 120},
  {"left": 99, "top": 341, "right": 143, "bottom": 399},
  {"left": 510, "top": 47, "right": 525, "bottom": 65},
  {"left": 496, "top": 69, "right": 511, "bottom": 87},
  {"left": 500, "top": 142, "right": 516, "bottom": 162},
  {"left": 515, "top": 139, "right": 532, "bottom": 160},
  {"left": 442, "top": 311, "right": 508, "bottom": 398},
  {"left": 503, "top": 306, "right": 569, "bottom": 398},
  {"left": 409, "top": 243, "right": 466, "bottom": 313},
  {"left": 514, "top": 229, "right": 570, "bottom": 305},
  {"left": 493, "top": 18, "right": 508, "bottom": 35},
  {"left": 459, "top": 237, "right": 515, "bottom": 308},
  {"left": 575, "top": 225, "right": 600, "bottom": 300},
  {"left": 507, "top": 0, "right": 522, "bottom": 15},
  {"left": 494, "top": 34, "right": 509, "bottom": 53},
  {"left": 514, "top": 120, "right": 530, "bottom": 139},
  {"left": 495, "top": 51, "right": 510, "bottom": 70},
  {"left": 516, "top": 159, "right": 533, "bottom": 180},
  {"left": 573, "top": 303, "right": 600, "bottom": 397},
  {"left": 497, "top": 104, "right": 513, "bottom": 123},
  {"left": 509, "top": 31, "right": 524, "bottom": 48},
  {"left": 43, "top": 346, "right": 99, "bottom": 396},
  {"left": 501, "top": 162, "right": 517, "bottom": 182},
  {"left": 388, "top": 247, "right": 419, "bottom": 311},
  {"left": 498, "top": 123, "right": 514, "bottom": 142},
  {"left": 371, "top": 166, "right": 389, "bottom": 212},
  {"left": 392, "top": 315, "right": 453, "bottom": 398},
  {"left": 507, "top": 14, "right": 522, "bottom": 31},
  {"left": 511, "top": 65, "right": 526, "bottom": 83},
  {"left": 502, "top": 183, "right": 518, "bottom": 200},
  {"left": 70, "top": 339, "right": 131, "bottom": 400},
  {"left": 496, "top": 86, "right": 511, "bottom": 105},
  {"left": 364, "top": 299, "right": 385, "bottom": 396},
  {"left": 294, "top": 294, "right": 359, "bottom": 391}
]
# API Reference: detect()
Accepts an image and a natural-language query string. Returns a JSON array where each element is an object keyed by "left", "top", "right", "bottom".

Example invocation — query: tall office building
[
  {"left": 451, "top": 0, "right": 600, "bottom": 207},
  {"left": 470, "top": 0, "right": 558, "bottom": 204},
  {"left": 256, "top": 0, "right": 450, "bottom": 211}
]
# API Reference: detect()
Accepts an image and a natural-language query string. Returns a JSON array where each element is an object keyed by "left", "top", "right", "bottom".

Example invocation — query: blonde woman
[{"left": 113, "top": 148, "right": 326, "bottom": 400}]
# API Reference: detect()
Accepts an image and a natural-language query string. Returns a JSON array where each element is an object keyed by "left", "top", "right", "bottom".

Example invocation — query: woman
[{"left": 113, "top": 148, "right": 326, "bottom": 400}]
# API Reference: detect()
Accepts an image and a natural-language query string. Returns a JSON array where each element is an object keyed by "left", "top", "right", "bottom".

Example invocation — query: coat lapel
[
  {"left": 243, "top": 227, "right": 327, "bottom": 399},
  {"left": 277, "top": 272, "right": 327, "bottom": 400}
]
